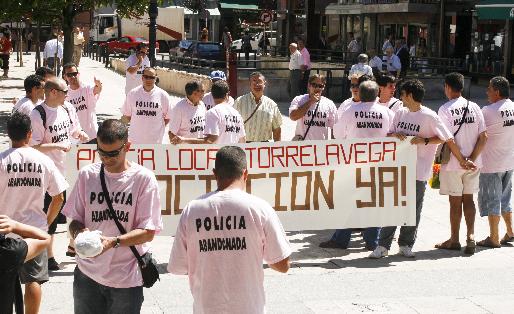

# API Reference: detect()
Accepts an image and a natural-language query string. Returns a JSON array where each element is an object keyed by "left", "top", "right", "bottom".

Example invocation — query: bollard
[{"left": 227, "top": 51, "right": 237, "bottom": 98}]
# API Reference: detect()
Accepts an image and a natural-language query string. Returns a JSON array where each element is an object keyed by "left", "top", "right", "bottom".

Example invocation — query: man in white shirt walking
[
  {"left": 73, "top": 27, "right": 85, "bottom": 66},
  {"left": 288, "top": 43, "right": 304, "bottom": 100},
  {"left": 43, "top": 33, "right": 63, "bottom": 76}
]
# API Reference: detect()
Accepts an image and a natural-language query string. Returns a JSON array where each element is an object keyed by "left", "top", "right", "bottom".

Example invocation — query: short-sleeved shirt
[
  {"left": 29, "top": 102, "right": 82, "bottom": 176},
  {"left": 378, "top": 97, "right": 403, "bottom": 113},
  {"left": 289, "top": 95, "right": 337, "bottom": 140},
  {"left": 125, "top": 54, "right": 150, "bottom": 94},
  {"left": 481, "top": 98, "right": 514, "bottom": 173},
  {"left": 168, "top": 98, "right": 206, "bottom": 139},
  {"left": 333, "top": 101, "right": 395, "bottom": 139},
  {"left": 338, "top": 97, "right": 359, "bottom": 116},
  {"left": 0, "top": 237, "right": 27, "bottom": 314},
  {"left": 12, "top": 97, "right": 41, "bottom": 116},
  {"left": 383, "top": 54, "right": 401, "bottom": 72},
  {"left": 66, "top": 82, "right": 99, "bottom": 140},
  {"left": 289, "top": 50, "right": 303, "bottom": 70},
  {"left": 202, "top": 93, "right": 234, "bottom": 111},
  {"left": 349, "top": 63, "right": 373, "bottom": 77},
  {"left": 234, "top": 93, "right": 282, "bottom": 142},
  {"left": 438, "top": 97, "right": 486, "bottom": 171},
  {"left": 121, "top": 85, "right": 172, "bottom": 144},
  {"left": 204, "top": 103, "right": 246, "bottom": 144},
  {"left": 392, "top": 106, "right": 453, "bottom": 181},
  {"left": 62, "top": 162, "right": 163, "bottom": 288},
  {"left": 0, "top": 147, "right": 68, "bottom": 231},
  {"left": 168, "top": 189, "right": 292, "bottom": 314}
]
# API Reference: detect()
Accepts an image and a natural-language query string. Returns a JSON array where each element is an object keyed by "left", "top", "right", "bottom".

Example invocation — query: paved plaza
[{"left": 1, "top": 55, "right": 514, "bottom": 313}]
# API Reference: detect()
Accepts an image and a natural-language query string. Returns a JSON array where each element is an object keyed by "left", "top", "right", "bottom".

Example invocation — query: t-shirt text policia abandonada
[
  {"left": 168, "top": 189, "right": 292, "bottom": 314},
  {"left": 121, "top": 85, "right": 172, "bottom": 144},
  {"left": 168, "top": 98, "right": 207, "bottom": 139},
  {"left": 204, "top": 102, "right": 246, "bottom": 144},
  {"left": 66, "top": 82, "right": 99, "bottom": 140}
]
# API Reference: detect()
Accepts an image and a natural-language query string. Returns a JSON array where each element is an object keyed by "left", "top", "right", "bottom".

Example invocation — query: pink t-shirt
[
  {"left": 481, "top": 98, "right": 514, "bottom": 173},
  {"left": 204, "top": 103, "right": 246, "bottom": 144},
  {"left": 66, "top": 83, "right": 99, "bottom": 140},
  {"left": 289, "top": 95, "right": 337, "bottom": 140},
  {"left": 0, "top": 147, "right": 68, "bottom": 231},
  {"left": 333, "top": 101, "right": 394, "bottom": 139},
  {"left": 121, "top": 85, "right": 172, "bottom": 144},
  {"left": 12, "top": 97, "right": 41, "bottom": 116},
  {"left": 62, "top": 162, "right": 163, "bottom": 288},
  {"left": 438, "top": 97, "right": 486, "bottom": 171},
  {"left": 392, "top": 106, "right": 453, "bottom": 180},
  {"left": 168, "top": 189, "right": 291, "bottom": 314},
  {"left": 202, "top": 93, "right": 234, "bottom": 111},
  {"left": 169, "top": 98, "right": 206, "bottom": 138},
  {"left": 29, "top": 102, "right": 82, "bottom": 175},
  {"left": 378, "top": 97, "right": 403, "bottom": 112},
  {"left": 338, "top": 97, "right": 359, "bottom": 117}
]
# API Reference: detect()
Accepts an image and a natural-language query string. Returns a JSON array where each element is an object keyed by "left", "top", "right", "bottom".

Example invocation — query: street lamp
[{"left": 149, "top": 0, "right": 158, "bottom": 66}]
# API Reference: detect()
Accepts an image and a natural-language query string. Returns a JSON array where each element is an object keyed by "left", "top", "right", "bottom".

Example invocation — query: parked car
[
  {"left": 99, "top": 35, "right": 159, "bottom": 55},
  {"left": 231, "top": 31, "right": 277, "bottom": 51},
  {"left": 183, "top": 41, "right": 225, "bottom": 66},
  {"left": 169, "top": 40, "right": 193, "bottom": 57}
]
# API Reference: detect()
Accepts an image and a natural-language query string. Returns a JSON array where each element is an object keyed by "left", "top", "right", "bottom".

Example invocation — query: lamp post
[{"left": 148, "top": 0, "right": 158, "bottom": 66}]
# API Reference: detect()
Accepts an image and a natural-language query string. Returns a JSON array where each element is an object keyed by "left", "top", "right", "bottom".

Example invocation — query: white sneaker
[
  {"left": 368, "top": 246, "right": 388, "bottom": 259},
  {"left": 398, "top": 246, "right": 415, "bottom": 258}
]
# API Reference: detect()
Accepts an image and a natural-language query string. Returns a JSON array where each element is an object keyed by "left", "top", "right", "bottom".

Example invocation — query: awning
[
  {"left": 220, "top": 1, "right": 259, "bottom": 10},
  {"left": 476, "top": 0, "right": 514, "bottom": 20},
  {"left": 184, "top": 8, "right": 221, "bottom": 16}
]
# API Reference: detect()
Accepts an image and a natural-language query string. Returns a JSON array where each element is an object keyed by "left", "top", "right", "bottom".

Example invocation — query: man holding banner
[
  {"left": 168, "top": 146, "right": 291, "bottom": 314},
  {"left": 321, "top": 80, "right": 394, "bottom": 250},
  {"left": 370, "top": 79, "right": 454, "bottom": 258}
]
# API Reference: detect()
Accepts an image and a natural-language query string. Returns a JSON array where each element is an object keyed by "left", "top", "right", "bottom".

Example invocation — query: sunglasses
[
  {"left": 351, "top": 83, "right": 360, "bottom": 88},
  {"left": 142, "top": 75, "right": 156, "bottom": 80},
  {"left": 310, "top": 83, "right": 325, "bottom": 89},
  {"left": 96, "top": 142, "right": 126, "bottom": 158},
  {"left": 53, "top": 88, "right": 68, "bottom": 95},
  {"left": 66, "top": 72, "right": 79, "bottom": 78}
]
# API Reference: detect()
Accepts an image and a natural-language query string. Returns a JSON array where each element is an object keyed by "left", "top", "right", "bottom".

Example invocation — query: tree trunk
[
  {"left": 62, "top": 4, "right": 76, "bottom": 65},
  {"left": 35, "top": 21, "right": 41, "bottom": 69}
]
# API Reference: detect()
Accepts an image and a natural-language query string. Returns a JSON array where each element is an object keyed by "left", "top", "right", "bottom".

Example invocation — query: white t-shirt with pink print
[
  {"left": 168, "top": 189, "right": 292, "bottom": 314},
  {"left": 66, "top": 82, "right": 99, "bottom": 141},
  {"left": 481, "top": 98, "right": 514, "bottom": 173},
  {"left": 62, "top": 162, "right": 163, "bottom": 289},
  {"left": 168, "top": 98, "right": 206, "bottom": 139},
  {"left": 289, "top": 95, "right": 337, "bottom": 140},
  {"left": 392, "top": 106, "right": 453, "bottom": 180},
  {"left": 121, "top": 85, "right": 172, "bottom": 144},
  {"left": 29, "top": 102, "right": 82, "bottom": 176},
  {"left": 438, "top": 96, "right": 486, "bottom": 171},
  {"left": 333, "top": 101, "right": 394, "bottom": 139},
  {"left": 204, "top": 102, "right": 246, "bottom": 144},
  {"left": 0, "top": 147, "right": 68, "bottom": 231}
]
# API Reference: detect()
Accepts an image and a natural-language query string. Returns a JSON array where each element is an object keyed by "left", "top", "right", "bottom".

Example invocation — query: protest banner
[{"left": 66, "top": 138, "right": 417, "bottom": 235}]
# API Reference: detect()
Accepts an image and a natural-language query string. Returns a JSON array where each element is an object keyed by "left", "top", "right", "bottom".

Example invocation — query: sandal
[
  {"left": 66, "top": 245, "right": 76, "bottom": 257},
  {"left": 477, "top": 237, "right": 500, "bottom": 248},
  {"left": 464, "top": 239, "right": 476, "bottom": 255},
  {"left": 435, "top": 240, "right": 461, "bottom": 251},
  {"left": 500, "top": 233, "right": 514, "bottom": 245}
]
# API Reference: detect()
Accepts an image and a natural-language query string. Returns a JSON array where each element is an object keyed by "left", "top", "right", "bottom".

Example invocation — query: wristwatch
[
  {"left": 113, "top": 237, "right": 121, "bottom": 248},
  {"left": 424, "top": 138, "right": 429, "bottom": 145}
]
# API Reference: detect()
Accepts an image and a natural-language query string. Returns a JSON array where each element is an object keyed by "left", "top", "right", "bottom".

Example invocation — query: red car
[{"left": 100, "top": 35, "right": 159, "bottom": 55}]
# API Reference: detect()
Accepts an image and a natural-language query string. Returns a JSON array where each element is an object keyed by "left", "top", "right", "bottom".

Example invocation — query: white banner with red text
[{"left": 66, "top": 138, "right": 417, "bottom": 235}]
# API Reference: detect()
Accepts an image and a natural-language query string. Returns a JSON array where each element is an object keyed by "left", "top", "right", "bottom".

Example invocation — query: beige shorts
[{"left": 439, "top": 169, "right": 480, "bottom": 196}]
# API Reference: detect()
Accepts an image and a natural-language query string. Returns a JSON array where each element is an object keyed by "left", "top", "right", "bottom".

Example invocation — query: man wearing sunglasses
[
  {"left": 121, "top": 67, "right": 172, "bottom": 144},
  {"left": 63, "top": 63, "right": 102, "bottom": 144},
  {"left": 125, "top": 43, "right": 150, "bottom": 94},
  {"left": 29, "top": 77, "right": 88, "bottom": 270},
  {"left": 63, "top": 119, "right": 162, "bottom": 314}
]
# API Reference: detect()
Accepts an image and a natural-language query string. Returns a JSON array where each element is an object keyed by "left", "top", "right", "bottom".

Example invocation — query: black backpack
[{"left": 34, "top": 104, "right": 72, "bottom": 129}]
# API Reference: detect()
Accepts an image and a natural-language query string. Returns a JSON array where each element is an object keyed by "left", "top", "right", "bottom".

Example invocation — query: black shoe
[
  {"left": 319, "top": 240, "right": 347, "bottom": 249},
  {"left": 48, "top": 257, "right": 60, "bottom": 271}
]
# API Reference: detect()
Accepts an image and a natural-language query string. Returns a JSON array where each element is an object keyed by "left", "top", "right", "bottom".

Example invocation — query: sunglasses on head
[
  {"left": 96, "top": 142, "right": 126, "bottom": 158},
  {"left": 142, "top": 75, "right": 156, "bottom": 80},
  {"left": 66, "top": 72, "right": 79, "bottom": 78},
  {"left": 310, "top": 83, "right": 325, "bottom": 89}
]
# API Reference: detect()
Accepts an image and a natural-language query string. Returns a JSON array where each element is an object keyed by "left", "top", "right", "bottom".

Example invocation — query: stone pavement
[{"left": 1, "top": 55, "right": 514, "bottom": 313}]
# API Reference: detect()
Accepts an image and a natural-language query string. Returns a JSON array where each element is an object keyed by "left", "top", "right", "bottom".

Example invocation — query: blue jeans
[
  {"left": 73, "top": 267, "right": 143, "bottom": 314},
  {"left": 330, "top": 227, "right": 380, "bottom": 249},
  {"left": 378, "top": 180, "right": 426, "bottom": 250},
  {"left": 478, "top": 170, "right": 513, "bottom": 217}
]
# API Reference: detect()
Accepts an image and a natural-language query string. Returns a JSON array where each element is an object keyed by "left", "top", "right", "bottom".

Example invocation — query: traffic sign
[{"left": 260, "top": 11, "right": 272, "bottom": 24}]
